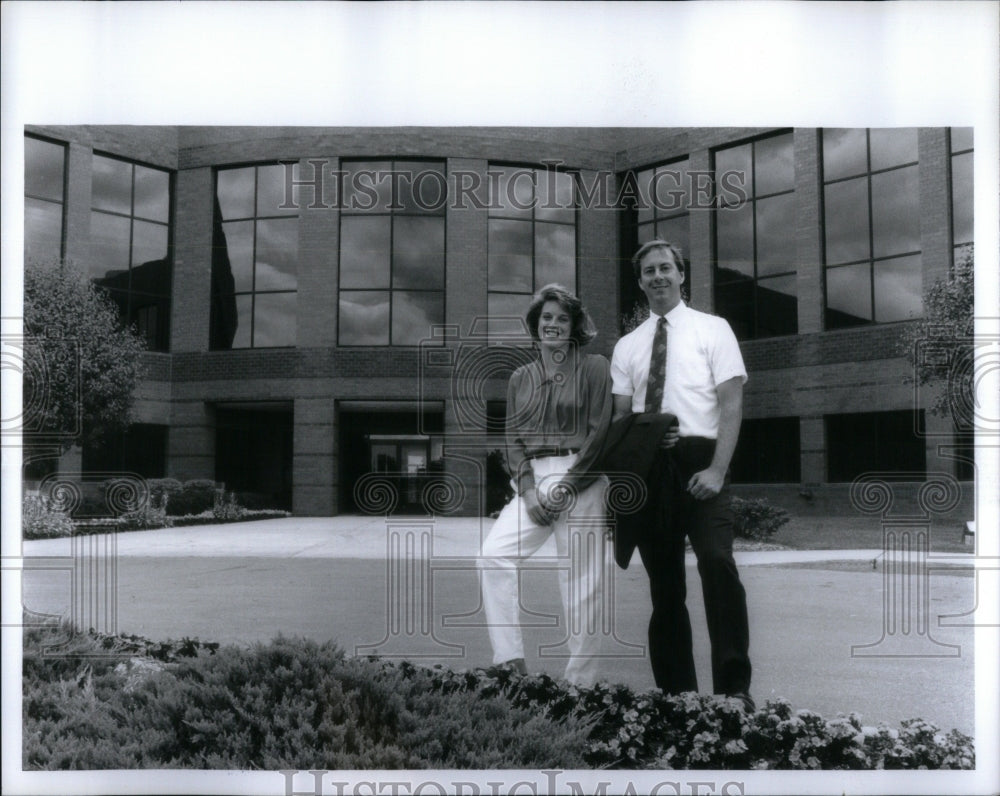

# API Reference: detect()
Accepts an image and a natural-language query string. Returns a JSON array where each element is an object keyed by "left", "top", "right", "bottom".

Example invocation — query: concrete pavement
[{"left": 19, "top": 516, "right": 978, "bottom": 734}]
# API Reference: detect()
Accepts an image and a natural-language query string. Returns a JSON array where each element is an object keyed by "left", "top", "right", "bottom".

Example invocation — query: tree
[
  {"left": 22, "top": 260, "right": 147, "bottom": 473},
  {"left": 898, "top": 246, "right": 974, "bottom": 422}
]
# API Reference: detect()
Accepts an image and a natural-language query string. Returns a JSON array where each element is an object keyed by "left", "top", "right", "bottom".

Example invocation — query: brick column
[
  {"left": 795, "top": 129, "right": 824, "bottom": 335},
  {"left": 918, "top": 129, "right": 956, "bottom": 477},
  {"left": 298, "top": 156, "right": 339, "bottom": 348},
  {"left": 799, "top": 415, "right": 826, "bottom": 484},
  {"left": 171, "top": 167, "right": 214, "bottom": 353},
  {"left": 294, "top": 396, "right": 335, "bottom": 515},
  {"left": 444, "top": 158, "right": 489, "bottom": 515},
  {"left": 62, "top": 142, "right": 92, "bottom": 267},
  {"left": 918, "top": 128, "right": 951, "bottom": 290},
  {"left": 686, "top": 148, "right": 713, "bottom": 312},
  {"left": 167, "top": 400, "right": 215, "bottom": 482},
  {"left": 446, "top": 158, "right": 488, "bottom": 336},
  {"left": 577, "top": 168, "right": 619, "bottom": 359}
]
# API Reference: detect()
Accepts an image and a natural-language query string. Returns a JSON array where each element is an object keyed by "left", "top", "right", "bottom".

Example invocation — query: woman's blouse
[{"left": 505, "top": 352, "right": 613, "bottom": 495}]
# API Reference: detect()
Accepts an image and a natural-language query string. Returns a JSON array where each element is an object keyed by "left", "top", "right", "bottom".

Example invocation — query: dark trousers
[{"left": 636, "top": 437, "right": 751, "bottom": 696}]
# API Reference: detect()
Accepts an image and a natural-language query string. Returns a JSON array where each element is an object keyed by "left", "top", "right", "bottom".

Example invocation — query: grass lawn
[{"left": 772, "top": 515, "right": 971, "bottom": 553}]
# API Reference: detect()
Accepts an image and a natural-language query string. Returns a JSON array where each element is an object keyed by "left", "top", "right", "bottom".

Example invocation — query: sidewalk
[
  {"left": 19, "top": 515, "right": 979, "bottom": 564},
  {"left": 19, "top": 516, "right": 977, "bottom": 735}
]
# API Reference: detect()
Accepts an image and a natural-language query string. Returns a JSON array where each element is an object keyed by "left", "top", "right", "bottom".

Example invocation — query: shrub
[
  {"left": 22, "top": 630, "right": 590, "bottom": 770},
  {"left": 415, "top": 666, "right": 974, "bottom": 771},
  {"left": 169, "top": 509, "right": 289, "bottom": 527},
  {"left": 21, "top": 625, "right": 974, "bottom": 771},
  {"left": 22, "top": 495, "right": 75, "bottom": 539},
  {"left": 167, "top": 479, "right": 219, "bottom": 517},
  {"left": 212, "top": 491, "right": 245, "bottom": 521},
  {"left": 730, "top": 496, "right": 790, "bottom": 541},
  {"left": 147, "top": 478, "right": 183, "bottom": 512},
  {"left": 71, "top": 492, "right": 113, "bottom": 519},
  {"left": 118, "top": 504, "right": 172, "bottom": 531}
]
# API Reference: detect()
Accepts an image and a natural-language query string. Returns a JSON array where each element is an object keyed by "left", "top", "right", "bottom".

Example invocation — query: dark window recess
[
  {"left": 215, "top": 406, "right": 294, "bottom": 511},
  {"left": 825, "top": 410, "right": 926, "bottom": 482},
  {"left": 337, "top": 409, "right": 445, "bottom": 513},
  {"left": 81, "top": 423, "right": 168, "bottom": 479},
  {"left": 730, "top": 417, "right": 801, "bottom": 484}
]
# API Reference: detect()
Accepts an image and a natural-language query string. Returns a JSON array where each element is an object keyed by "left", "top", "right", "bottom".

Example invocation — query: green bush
[
  {"left": 147, "top": 478, "right": 183, "bottom": 512},
  {"left": 730, "top": 496, "right": 790, "bottom": 541},
  {"left": 22, "top": 625, "right": 974, "bottom": 771},
  {"left": 169, "top": 509, "right": 289, "bottom": 527},
  {"left": 23, "top": 629, "right": 590, "bottom": 770},
  {"left": 71, "top": 493, "right": 113, "bottom": 519},
  {"left": 167, "top": 479, "right": 219, "bottom": 517},
  {"left": 418, "top": 666, "right": 974, "bottom": 770},
  {"left": 118, "top": 504, "right": 172, "bottom": 531},
  {"left": 22, "top": 495, "right": 75, "bottom": 539},
  {"left": 212, "top": 491, "right": 245, "bottom": 521}
]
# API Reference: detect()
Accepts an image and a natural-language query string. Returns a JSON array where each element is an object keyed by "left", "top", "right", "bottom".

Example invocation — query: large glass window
[
  {"left": 24, "top": 135, "right": 66, "bottom": 263},
  {"left": 730, "top": 416, "right": 801, "bottom": 483},
  {"left": 338, "top": 160, "right": 446, "bottom": 346},
  {"left": 634, "top": 158, "right": 691, "bottom": 256},
  {"left": 822, "top": 128, "right": 922, "bottom": 328},
  {"left": 950, "top": 127, "right": 973, "bottom": 262},
  {"left": 825, "top": 410, "right": 926, "bottom": 482},
  {"left": 714, "top": 132, "right": 797, "bottom": 340},
  {"left": 89, "top": 153, "right": 172, "bottom": 351},
  {"left": 213, "top": 164, "right": 299, "bottom": 349},
  {"left": 487, "top": 164, "right": 576, "bottom": 338}
]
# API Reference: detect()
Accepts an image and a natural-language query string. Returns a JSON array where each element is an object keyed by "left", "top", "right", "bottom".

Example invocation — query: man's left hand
[{"left": 687, "top": 467, "right": 725, "bottom": 500}]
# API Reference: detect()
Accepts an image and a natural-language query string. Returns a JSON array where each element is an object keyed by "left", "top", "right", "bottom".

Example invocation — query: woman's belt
[{"left": 527, "top": 446, "right": 580, "bottom": 460}]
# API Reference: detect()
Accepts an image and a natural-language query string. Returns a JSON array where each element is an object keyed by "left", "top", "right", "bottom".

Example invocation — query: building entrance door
[{"left": 369, "top": 436, "right": 430, "bottom": 512}]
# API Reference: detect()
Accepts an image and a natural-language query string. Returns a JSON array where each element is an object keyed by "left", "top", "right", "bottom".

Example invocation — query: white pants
[{"left": 480, "top": 453, "right": 609, "bottom": 686}]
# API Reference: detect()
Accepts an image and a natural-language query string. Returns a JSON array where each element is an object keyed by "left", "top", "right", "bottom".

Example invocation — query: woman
[{"left": 480, "top": 284, "right": 613, "bottom": 686}]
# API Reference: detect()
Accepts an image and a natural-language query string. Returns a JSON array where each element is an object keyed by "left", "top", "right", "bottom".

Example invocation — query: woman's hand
[
  {"left": 523, "top": 487, "right": 556, "bottom": 526},
  {"left": 538, "top": 480, "right": 573, "bottom": 513}
]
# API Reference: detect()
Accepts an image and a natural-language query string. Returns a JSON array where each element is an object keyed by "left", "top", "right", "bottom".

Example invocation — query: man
[{"left": 610, "top": 239, "right": 753, "bottom": 710}]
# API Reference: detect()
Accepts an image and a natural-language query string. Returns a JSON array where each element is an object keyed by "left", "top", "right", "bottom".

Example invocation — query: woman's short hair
[
  {"left": 631, "top": 239, "right": 686, "bottom": 281},
  {"left": 525, "top": 283, "right": 598, "bottom": 346}
]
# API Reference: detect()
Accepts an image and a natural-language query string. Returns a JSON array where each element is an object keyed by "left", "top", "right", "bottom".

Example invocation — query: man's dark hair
[{"left": 631, "top": 239, "right": 686, "bottom": 282}]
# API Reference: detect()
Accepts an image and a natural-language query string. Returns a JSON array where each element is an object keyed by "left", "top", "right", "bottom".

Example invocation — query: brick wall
[
  {"left": 27, "top": 125, "right": 178, "bottom": 170},
  {"left": 171, "top": 167, "right": 214, "bottom": 353}
]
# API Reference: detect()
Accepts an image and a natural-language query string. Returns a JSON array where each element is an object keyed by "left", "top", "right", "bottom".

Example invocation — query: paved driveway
[{"left": 19, "top": 516, "right": 977, "bottom": 734}]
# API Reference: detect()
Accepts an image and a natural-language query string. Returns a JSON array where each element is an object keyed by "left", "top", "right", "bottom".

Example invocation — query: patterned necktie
[{"left": 644, "top": 315, "right": 667, "bottom": 414}]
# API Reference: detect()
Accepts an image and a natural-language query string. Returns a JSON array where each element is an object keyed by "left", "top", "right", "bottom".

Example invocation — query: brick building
[{"left": 23, "top": 125, "right": 975, "bottom": 517}]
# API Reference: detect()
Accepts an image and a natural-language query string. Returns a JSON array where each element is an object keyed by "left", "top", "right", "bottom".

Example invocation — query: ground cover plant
[
  {"left": 23, "top": 624, "right": 591, "bottom": 770},
  {"left": 23, "top": 624, "right": 974, "bottom": 771},
  {"left": 22, "top": 479, "right": 290, "bottom": 540}
]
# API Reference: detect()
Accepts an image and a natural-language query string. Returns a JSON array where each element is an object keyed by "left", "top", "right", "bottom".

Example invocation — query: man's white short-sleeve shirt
[{"left": 610, "top": 302, "right": 747, "bottom": 439}]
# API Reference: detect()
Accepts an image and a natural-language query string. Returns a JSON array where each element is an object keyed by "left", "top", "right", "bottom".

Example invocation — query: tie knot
[{"left": 657, "top": 316, "right": 666, "bottom": 327}]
